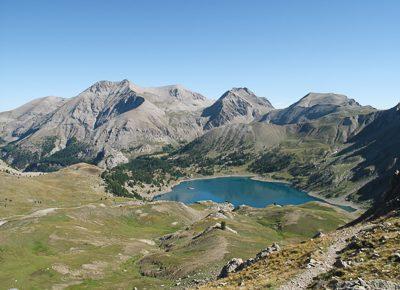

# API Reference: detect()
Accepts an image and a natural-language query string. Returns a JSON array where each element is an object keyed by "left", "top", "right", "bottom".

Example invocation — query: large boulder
[{"left": 218, "top": 258, "right": 244, "bottom": 278}]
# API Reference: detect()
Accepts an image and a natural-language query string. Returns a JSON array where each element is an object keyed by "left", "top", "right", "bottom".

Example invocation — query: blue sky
[{"left": 0, "top": 0, "right": 399, "bottom": 111}]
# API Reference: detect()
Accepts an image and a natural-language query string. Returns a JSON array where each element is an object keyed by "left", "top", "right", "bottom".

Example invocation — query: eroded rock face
[{"left": 97, "top": 147, "right": 129, "bottom": 169}]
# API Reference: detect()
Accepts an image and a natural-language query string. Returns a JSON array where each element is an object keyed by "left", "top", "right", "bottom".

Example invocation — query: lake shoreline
[
  {"left": 306, "top": 190, "right": 363, "bottom": 213},
  {"left": 148, "top": 173, "right": 360, "bottom": 213}
]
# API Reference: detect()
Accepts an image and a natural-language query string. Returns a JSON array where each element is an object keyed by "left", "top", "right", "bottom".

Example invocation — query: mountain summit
[
  {"left": 261, "top": 92, "right": 369, "bottom": 125},
  {"left": 294, "top": 92, "right": 360, "bottom": 108},
  {"left": 202, "top": 87, "right": 274, "bottom": 129}
]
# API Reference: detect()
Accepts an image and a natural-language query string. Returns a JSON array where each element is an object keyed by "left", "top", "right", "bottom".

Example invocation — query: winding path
[
  {"left": 0, "top": 204, "right": 98, "bottom": 228},
  {"left": 279, "top": 224, "right": 369, "bottom": 290}
]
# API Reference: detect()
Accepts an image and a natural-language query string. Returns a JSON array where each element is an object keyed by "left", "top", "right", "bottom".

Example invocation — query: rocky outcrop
[
  {"left": 218, "top": 258, "right": 244, "bottom": 278},
  {"left": 218, "top": 243, "right": 281, "bottom": 278}
]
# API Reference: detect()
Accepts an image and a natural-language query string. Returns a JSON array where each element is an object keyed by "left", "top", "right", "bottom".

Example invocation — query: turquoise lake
[
  {"left": 156, "top": 176, "right": 316, "bottom": 207},
  {"left": 155, "top": 176, "right": 356, "bottom": 212}
]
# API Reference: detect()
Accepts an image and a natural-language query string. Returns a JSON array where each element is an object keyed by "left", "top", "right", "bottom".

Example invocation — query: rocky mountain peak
[
  {"left": 220, "top": 87, "right": 273, "bottom": 108},
  {"left": 201, "top": 87, "right": 274, "bottom": 129},
  {"left": 261, "top": 92, "right": 369, "bottom": 125},
  {"left": 295, "top": 92, "right": 361, "bottom": 108},
  {"left": 224, "top": 87, "right": 253, "bottom": 96},
  {"left": 82, "top": 79, "right": 137, "bottom": 97},
  {"left": 84, "top": 80, "right": 118, "bottom": 94}
]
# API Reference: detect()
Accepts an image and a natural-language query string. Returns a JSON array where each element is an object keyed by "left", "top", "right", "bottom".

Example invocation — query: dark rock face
[
  {"left": 346, "top": 104, "right": 400, "bottom": 202},
  {"left": 94, "top": 95, "right": 145, "bottom": 129},
  {"left": 349, "top": 170, "right": 400, "bottom": 225}
]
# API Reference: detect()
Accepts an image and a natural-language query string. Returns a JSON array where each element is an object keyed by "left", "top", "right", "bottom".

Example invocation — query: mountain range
[
  {"left": 0, "top": 79, "right": 398, "bottom": 205},
  {"left": 1, "top": 79, "right": 399, "bottom": 289},
  {"left": 0, "top": 80, "right": 278, "bottom": 168}
]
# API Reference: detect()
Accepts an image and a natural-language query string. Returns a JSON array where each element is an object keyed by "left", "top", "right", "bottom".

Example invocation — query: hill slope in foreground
[
  {"left": 0, "top": 164, "right": 356, "bottom": 289},
  {"left": 202, "top": 172, "right": 400, "bottom": 290}
]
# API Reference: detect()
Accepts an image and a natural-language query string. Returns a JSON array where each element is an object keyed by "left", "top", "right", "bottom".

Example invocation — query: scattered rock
[
  {"left": 255, "top": 243, "right": 280, "bottom": 260},
  {"left": 367, "top": 279, "right": 400, "bottom": 289},
  {"left": 357, "top": 277, "right": 368, "bottom": 287},
  {"left": 193, "top": 279, "right": 203, "bottom": 284},
  {"left": 332, "top": 279, "right": 400, "bottom": 290}
]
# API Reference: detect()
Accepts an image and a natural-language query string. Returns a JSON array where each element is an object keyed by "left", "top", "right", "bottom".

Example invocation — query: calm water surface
[{"left": 156, "top": 176, "right": 320, "bottom": 208}]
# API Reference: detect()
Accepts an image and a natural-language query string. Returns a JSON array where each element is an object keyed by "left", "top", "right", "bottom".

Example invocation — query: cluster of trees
[
  {"left": 214, "top": 151, "right": 252, "bottom": 167},
  {"left": 26, "top": 137, "right": 95, "bottom": 172},
  {"left": 40, "top": 136, "right": 57, "bottom": 157},
  {"left": 1, "top": 137, "right": 94, "bottom": 172},
  {"left": 101, "top": 170, "right": 132, "bottom": 198},
  {"left": 1, "top": 143, "right": 40, "bottom": 169},
  {"left": 248, "top": 150, "right": 295, "bottom": 174},
  {"left": 102, "top": 148, "right": 257, "bottom": 198},
  {"left": 102, "top": 155, "right": 185, "bottom": 198}
]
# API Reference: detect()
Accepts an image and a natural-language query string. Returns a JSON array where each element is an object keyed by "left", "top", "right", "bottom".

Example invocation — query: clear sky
[{"left": 1, "top": 0, "right": 399, "bottom": 111}]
